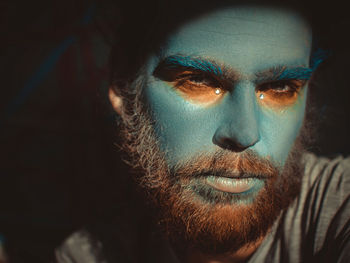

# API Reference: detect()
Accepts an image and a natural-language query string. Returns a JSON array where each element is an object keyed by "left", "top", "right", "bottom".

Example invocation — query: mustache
[{"left": 172, "top": 149, "right": 280, "bottom": 180}]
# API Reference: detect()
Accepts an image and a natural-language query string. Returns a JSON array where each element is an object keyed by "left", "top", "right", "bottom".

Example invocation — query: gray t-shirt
[{"left": 55, "top": 153, "right": 350, "bottom": 262}]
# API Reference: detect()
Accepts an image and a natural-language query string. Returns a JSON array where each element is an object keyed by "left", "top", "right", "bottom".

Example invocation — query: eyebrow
[
  {"left": 155, "top": 55, "right": 315, "bottom": 84},
  {"left": 255, "top": 65, "right": 314, "bottom": 83},
  {"left": 156, "top": 55, "right": 224, "bottom": 76}
]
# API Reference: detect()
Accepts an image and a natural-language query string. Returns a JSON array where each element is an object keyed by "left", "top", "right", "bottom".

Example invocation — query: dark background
[{"left": 1, "top": 0, "right": 350, "bottom": 262}]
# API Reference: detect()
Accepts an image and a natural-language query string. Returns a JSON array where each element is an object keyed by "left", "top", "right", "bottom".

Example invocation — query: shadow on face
[{"left": 139, "top": 6, "right": 312, "bottom": 169}]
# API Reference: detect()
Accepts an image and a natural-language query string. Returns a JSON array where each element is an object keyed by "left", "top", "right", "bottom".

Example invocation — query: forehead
[{"left": 159, "top": 6, "right": 312, "bottom": 74}]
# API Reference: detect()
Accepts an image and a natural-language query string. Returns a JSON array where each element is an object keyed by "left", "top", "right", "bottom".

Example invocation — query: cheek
[
  {"left": 143, "top": 75, "right": 307, "bottom": 168},
  {"left": 257, "top": 88, "right": 307, "bottom": 166},
  {"left": 143, "top": 79, "right": 222, "bottom": 165}
]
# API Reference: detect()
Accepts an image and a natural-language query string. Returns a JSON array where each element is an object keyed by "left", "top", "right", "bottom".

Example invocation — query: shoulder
[
  {"left": 301, "top": 152, "right": 350, "bottom": 204},
  {"left": 300, "top": 152, "right": 350, "bottom": 259},
  {"left": 54, "top": 229, "right": 105, "bottom": 263}
]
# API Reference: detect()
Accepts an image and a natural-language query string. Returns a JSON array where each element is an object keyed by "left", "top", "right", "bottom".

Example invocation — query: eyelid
[
  {"left": 256, "top": 79, "right": 306, "bottom": 91},
  {"left": 175, "top": 71, "right": 223, "bottom": 87},
  {"left": 176, "top": 71, "right": 206, "bottom": 80}
]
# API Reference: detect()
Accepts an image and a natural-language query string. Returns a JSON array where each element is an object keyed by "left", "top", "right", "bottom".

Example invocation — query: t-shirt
[{"left": 54, "top": 153, "right": 350, "bottom": 263}]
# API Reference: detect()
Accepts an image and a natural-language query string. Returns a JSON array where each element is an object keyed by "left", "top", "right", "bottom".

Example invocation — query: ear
[{"left": 108, "top": 86, "right": 123, "bottom": 115}]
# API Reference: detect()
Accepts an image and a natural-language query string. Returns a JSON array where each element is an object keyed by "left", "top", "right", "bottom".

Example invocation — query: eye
[
  {"left": 256, "top": 80, "right": 306, "bottom": 108},
  {"left": 172, "top": 72, "right": 226, "bottom": 106}
]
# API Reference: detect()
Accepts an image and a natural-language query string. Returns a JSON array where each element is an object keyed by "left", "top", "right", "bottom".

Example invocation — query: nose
[{"left": 212, "top": 82, "right": 260, "bottom": 152}]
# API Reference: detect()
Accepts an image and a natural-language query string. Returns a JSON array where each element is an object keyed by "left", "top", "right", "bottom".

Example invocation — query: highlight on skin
[{"left": 115, "top": 72, "right": 306, "bottom": 255}]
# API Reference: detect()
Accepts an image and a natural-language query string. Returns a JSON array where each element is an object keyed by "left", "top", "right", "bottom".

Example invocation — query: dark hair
[{"left": 108, "top": 0, "right": 334, "bottom": 85}]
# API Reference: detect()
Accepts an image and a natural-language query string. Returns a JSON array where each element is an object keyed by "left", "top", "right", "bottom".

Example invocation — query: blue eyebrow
[
  {"left": 277, "top": 67, "right": 313, "bottom": 80},
  {"left": 277, "top": 49, "right": 330, "bottom": 81},
  {"left": 256, "top": 65, "right": 314, "bottom": 82},
  {"left": 162, "top": 55, "right": 223, "bottom": 76},
  {"left": 310, "top": 48, "right": 329, "bottom": 70}
]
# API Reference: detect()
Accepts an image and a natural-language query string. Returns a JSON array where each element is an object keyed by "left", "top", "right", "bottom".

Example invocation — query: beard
[{"left": 115, "top": 74, "right": 305, "bottom": 256}]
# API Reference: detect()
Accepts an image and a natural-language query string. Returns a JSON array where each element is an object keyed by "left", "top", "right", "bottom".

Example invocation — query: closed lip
[
  {"left": 192, "top": 169, "right": 269, "bottom": 180},
  {"left": 204, "top": 175, "right": 264, "bottom": 194}
]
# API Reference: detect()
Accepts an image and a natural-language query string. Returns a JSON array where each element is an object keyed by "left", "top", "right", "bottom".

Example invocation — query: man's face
[
  {"left": 117, "top": 6, "right": 312, "bottom": 255},
  {"left": 144, "top": 6, "right": 311, "bottom": 169}
]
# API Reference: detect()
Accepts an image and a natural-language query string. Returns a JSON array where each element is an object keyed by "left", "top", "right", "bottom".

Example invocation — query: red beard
[{"left": 117, "top": 78, "right": 303, "bottom": 255}]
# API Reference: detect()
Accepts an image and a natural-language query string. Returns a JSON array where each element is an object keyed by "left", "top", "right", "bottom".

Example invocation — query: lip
[{"left": 205, "top": 176, "right": 263, "bottom": 194}]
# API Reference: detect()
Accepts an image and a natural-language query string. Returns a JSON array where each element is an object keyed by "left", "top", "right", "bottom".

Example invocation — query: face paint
[{"left": 142, "top": 7, "right": 312, "bottom": 182}]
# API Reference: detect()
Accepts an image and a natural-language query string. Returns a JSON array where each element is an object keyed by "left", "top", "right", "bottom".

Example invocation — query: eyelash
[
  {"left": 175, "top": 73, "right": 304, "bottom": 94},
  {"left": 175, "top": 73, "right": 222, "bottom": 89},
  {"left": 257, "top": 80, "right": 305, "bottom": 94}
]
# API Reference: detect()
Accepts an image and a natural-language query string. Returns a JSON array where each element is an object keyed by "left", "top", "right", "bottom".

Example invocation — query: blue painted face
[{"left": 142, "top": 7, "right": 312, "bottom": 170}]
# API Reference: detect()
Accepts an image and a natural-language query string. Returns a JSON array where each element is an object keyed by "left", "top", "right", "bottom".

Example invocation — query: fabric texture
[{"left": 54, "top": 153, "right": 350, "bottom": 263}]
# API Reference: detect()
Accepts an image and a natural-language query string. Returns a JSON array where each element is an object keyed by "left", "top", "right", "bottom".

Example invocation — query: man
[{"left": 55, "top": 0, "right": 349, "bottom": 262}]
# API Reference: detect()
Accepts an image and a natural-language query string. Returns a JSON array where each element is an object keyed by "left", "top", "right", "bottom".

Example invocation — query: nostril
[
  {"left": 213, "top": 137, "right": 249, "bottom": 152},
  {"left": 212, "top": 119, "right": 260, "bottom": 152}
]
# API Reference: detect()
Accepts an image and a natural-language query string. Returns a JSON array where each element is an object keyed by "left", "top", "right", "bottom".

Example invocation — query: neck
[{"left": 186, "top": 236, "right": 264, "bottom": 263}]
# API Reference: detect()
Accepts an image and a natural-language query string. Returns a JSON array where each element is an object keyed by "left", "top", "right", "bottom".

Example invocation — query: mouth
[
  {"left": 204, "top": 176, "right": 264, "bottom": 194},
  {"left": 189, "top": 170, "right": 268, "bottom": 195},
  {"left": 183, "top": 171, "right": 268, "bottom": 205}
]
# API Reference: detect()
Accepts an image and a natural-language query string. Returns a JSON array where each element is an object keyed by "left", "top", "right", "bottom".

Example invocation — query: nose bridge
[
  {"left": 230, "top": 81, "right": 259, "bottom": 128},
  {"left": 213, "top": 81, "right": 260, "bottom": 151}
]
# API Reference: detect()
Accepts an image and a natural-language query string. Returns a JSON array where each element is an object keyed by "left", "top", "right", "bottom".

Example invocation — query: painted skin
[{"left": 142, "top": 7, "right": 312, "bottom": 194}]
